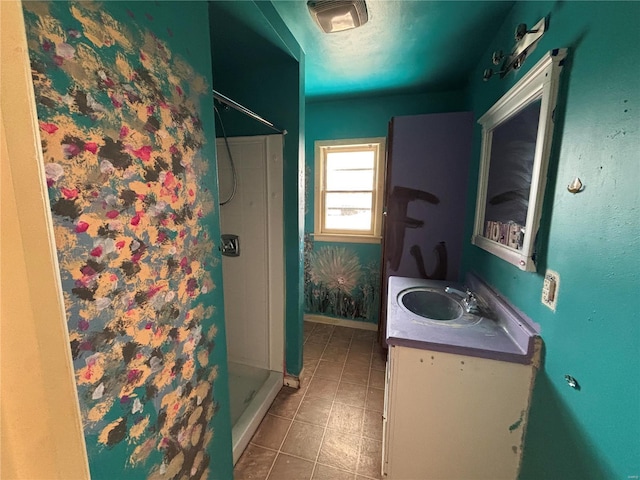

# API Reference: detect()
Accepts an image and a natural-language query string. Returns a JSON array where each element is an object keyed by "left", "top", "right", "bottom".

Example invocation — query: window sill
[{"left": 312, "top": 233, "right": 382, "bottom": 244}]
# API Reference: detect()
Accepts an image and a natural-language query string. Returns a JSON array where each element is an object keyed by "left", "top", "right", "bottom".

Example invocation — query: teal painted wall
[
  {"left": 23, "top": 1, "right": 233, "bottom": 478},
  {"left": 305, "top": 91, "right": 468, "bottom": 324},
  {"left": 209, "top": 1, "right": 306, "bottom": 377},
  {"left": 462, "top": 2, "right": 640, "bottom": 478}
]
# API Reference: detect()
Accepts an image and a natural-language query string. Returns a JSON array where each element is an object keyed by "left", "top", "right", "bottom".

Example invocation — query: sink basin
[
  {"left": 387, "top": 276, "right": 541, "bottom": 364},
  {"left": 399, "top": 288, "right": 463, "bottom": 321}
]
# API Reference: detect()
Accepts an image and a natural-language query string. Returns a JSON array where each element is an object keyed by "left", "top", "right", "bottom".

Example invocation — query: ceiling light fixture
[{"left": 307, "top": 0, "right": 368, "bottom": 34}]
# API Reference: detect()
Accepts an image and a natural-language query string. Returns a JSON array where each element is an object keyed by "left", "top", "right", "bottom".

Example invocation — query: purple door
[{"left": 379, "top": 112, "right": 474, "bottom": 345}]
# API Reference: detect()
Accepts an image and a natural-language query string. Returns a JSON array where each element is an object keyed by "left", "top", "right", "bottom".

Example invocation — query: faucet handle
[
  {"left": 445, "top": 286, "right": 479, "bottom": 313},
  {"left": 463, "top": 290, "right": 479, "bottom": 313}
]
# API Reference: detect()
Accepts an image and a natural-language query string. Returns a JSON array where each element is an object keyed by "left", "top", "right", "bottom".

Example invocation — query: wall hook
[
  {"left": 564, "top": 374, "right": 581, "bottom": 390},
  {"left": 567, "top": 177, "right": 584, "bottom": 194}
]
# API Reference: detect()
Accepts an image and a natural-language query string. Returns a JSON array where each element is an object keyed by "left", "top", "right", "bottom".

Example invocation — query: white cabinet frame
[{"left": 472, "top": 49, "right": 567, "bottom": 271}]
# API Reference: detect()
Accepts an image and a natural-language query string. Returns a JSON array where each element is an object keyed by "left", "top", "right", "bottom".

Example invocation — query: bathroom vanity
[{"left": 382, "top": 275, "right": 541, "bottom": 479}]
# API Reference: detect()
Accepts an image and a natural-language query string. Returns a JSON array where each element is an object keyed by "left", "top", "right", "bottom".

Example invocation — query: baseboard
[
  {"left": 304, "top": 314, "right": 378, "bottom": 331},
  {"left": 283, "top": 372, "right": 300, "bottom": 388}
]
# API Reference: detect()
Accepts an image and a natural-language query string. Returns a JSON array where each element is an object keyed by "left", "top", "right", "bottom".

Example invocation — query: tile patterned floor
[{"left": 234, "top": 321, "right": 388, "bottom": 480}]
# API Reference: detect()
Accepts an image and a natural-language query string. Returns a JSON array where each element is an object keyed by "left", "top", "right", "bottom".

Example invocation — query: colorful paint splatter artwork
[{"left": 23, "top": 2, "right": 231, "bottom": 478}]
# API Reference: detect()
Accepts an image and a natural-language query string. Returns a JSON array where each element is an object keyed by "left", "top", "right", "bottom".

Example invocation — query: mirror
[{"left": 472, "top": 49, "right": 567, "bottom": 271}]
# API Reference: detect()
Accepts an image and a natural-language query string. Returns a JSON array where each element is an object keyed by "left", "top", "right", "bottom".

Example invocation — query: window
[{"left": 314, "top": 138, "right": 386, "bottom": 243}]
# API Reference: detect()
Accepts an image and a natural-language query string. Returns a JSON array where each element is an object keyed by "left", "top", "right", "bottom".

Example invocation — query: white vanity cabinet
[{"left": 382, "top": 344, "right": 539, "bottom": 479}]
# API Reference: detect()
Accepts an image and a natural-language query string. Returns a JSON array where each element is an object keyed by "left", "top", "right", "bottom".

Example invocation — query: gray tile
[
  {"left": 315, "top": 360, "right": 344, "bottom": 380},
  {"left": 241, "top": 324, "right": 387, "bottom": 480},
  {"left": 362, "top": 409, "right": 383, "bottom": 441},
  {"left": 281, "top": 421, "right": 324, "bottom": 460},
  {"left": 313, "top": 323, "right": 335, "bottom": 336},
  {"left": 306, "top": 377, "right": 339, "bottom": 400},
  {"left": 368, "top": 369, "right": 385, "bottom": 389},
  {"left": 328, "top": 334, "right": 352, "bottom": 347},
  {"left": 350, "top": 339, "right": 374, "bottom": 355},
  {"left": 304, "top": 357, "right": 320, "bottom": 371},
  {"left": 295, "top": 396, "right": 333, "bottom": 426},
  {"left": 268, "top": 453, "right": 314, "bottom": 480},
  {"left": 307, "top": 332, "right": 331, "bottom": 345},
  {"left": 365, "top": 387, "right": 385, "bottom": 413},
  {"left": 335, "top": 381, "right": 367, "bottom": 408},
  {"left": 301, "top": 359, "right": 319, "bottom": 384},
  {"left": 353, "top": 329, "right": 376, "bottom": 340},
  {"left": 313, "top": 463, "right": 355, "bottom": 480},
  {"left": 234, "top": 444, "right": 277, "bottom": 480},
  {"left": 251, "top": 414, "right": 291, "bottom": 450},
  {"left": 321, "top": 344, "right": 349, "bottom": 363},
  {"left": 327, "top": 403, "right": 364, "bottom": 435},
  {"left": 341, "top": 362, "right": 370, "bottom": 386},
  {"left": 370, "top": 348, "right": 387, "bottom": 371},
  {"left": 318, "top": 429, "right": 361, "bottom": 473},
  {"left": 356, "top": 438, "right": 382, "bottom": 479},
  {"left": 331, "top": 326, "right": 355, "bottom": 340},
  {"left": 346, "top": 351, "right": 372, "bottom": 366},
  {"left": 268, "top": 387, "right": 305, "bottom": 419},
  {"left": 304, "top": 342, "right": 326, "bottom": 360}
]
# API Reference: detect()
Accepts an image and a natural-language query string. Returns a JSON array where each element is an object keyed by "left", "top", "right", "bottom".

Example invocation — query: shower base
[{"left": 228, "top": 361, "right": 283, "bottom": 464}]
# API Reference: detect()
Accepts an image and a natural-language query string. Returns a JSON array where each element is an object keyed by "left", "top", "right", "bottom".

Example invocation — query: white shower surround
[{"left": 216, "top": 134, "right": 285, "bottom": 464}]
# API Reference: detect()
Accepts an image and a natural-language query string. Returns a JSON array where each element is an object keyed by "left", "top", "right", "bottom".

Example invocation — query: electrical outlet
[{"left": 541, "top": 270, "right": 559, "bottom": 311}]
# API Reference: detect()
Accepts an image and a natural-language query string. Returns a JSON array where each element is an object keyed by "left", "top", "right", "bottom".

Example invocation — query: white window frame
[{"left": 314, "top": 137, "right": 386, "bottom": 244}]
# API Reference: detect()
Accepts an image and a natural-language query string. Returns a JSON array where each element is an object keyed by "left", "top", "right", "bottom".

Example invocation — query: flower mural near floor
[
  {"left": 304, "top": 236, "right": 381, "bottom": 323},
  {"left": 23, "top": 2, "right": 228, "bottom": 478},
  {"left": 310, "top": 246, "right": 362, "bottom": 294}
]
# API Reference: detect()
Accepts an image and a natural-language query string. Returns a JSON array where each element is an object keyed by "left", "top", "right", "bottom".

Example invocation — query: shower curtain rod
[{"left": 213, "top": 90, "right": 287, "bottom": 135}]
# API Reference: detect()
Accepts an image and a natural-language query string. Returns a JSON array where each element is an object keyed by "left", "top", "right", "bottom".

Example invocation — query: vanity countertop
[{"left": 386, "top": 275, "right": 540, "bottom": 364}]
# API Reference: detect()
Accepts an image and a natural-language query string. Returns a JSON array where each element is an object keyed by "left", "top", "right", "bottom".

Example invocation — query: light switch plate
[{"left": 541, "top": 270, "right": 559, "bottom": 311}]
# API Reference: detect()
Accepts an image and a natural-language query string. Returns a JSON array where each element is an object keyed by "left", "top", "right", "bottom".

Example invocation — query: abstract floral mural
[
  {"left": 304, "top": 235, "right": 381, "bottom": 323},
  {"left": 23, "top": 1, "right": 231, "bottom": 478}
]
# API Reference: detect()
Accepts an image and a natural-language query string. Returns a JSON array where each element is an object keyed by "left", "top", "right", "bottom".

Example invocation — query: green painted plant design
[{"left": 304, "top": 237, "right": 380, "bottom": 323}]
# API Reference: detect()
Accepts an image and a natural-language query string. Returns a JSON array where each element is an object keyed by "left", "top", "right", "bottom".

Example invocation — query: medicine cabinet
[{"left": 472, "top": 49, "right": 567, "bottom": 271}]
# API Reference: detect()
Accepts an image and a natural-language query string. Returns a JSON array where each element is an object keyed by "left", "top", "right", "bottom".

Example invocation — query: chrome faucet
[{"left": 445, "top": 286, "right": 479, "bottom": 314}]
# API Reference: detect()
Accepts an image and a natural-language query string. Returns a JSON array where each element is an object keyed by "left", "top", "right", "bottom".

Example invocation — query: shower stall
[{"left": 216, "top": 131, "right": 285, "bottom": 464}]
